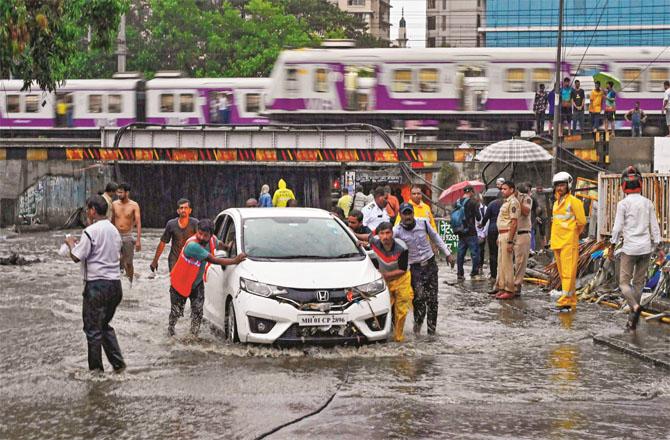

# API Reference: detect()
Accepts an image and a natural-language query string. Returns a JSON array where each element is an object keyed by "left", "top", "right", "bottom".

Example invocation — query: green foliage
[
  {"left": 1, "top": 0, "right": 127, "bottom": 91},
  {"left": 437, "top": 163, "right": 460, "bottom": 190}
]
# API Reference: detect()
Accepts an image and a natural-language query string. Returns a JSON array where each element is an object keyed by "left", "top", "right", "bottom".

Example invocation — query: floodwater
[{"left": 1, "top": 230, "right": 669, "bottom": 439}]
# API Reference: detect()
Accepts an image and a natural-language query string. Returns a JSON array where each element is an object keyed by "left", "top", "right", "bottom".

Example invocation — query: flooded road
[{"left": 2, "top": 230, "right": 670, "bottom": 439}]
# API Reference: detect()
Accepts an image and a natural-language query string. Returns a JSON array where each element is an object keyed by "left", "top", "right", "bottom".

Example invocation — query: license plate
[{"left": 298, "top": 314, "right": 347, "bottom": 326}]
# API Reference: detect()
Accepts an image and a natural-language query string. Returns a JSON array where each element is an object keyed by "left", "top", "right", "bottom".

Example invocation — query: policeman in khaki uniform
[
  {"left": 494, "top": 181, "right": 520, "bottom": 299},
  {"left": 514, "top": 183, "right": 533, "bottom": 294}
]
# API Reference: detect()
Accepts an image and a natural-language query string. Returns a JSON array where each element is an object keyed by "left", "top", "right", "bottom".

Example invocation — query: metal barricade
[{"left": 598, "top": 173, "right": 670, "bottom": 243}]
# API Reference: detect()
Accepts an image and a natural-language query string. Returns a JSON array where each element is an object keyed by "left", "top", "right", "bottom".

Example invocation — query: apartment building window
[
  {"left": 427, "top": 16, "right": 436, "bottom": 30},
  {"left": 427, "top": 37, "right": 436, "bottom": 47},
  {"left": 441, "top": 15, "right": 446, "bottom": 31},
  {"left": 443, "top": 0, "right": 447, "bottom": 8},
  {"left": 428, "top": 0, "right": 436, "bottom": 8},
  {"left": 348, "top": 0, "right": 365, "bottom": 5}
]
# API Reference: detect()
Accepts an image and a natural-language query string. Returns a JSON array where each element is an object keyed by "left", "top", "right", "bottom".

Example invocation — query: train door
[
  {"left": 135, "top": 81, "right": 146, "bottom": 122},
  {"left": 54, "top": 92, "right": 73, "bottom": 127},
  {"left": 344, "top": 65, "right": 376, "bottom": 111},
  {"left": 457, "top": 65, "right": 487, "bottom": 111}
]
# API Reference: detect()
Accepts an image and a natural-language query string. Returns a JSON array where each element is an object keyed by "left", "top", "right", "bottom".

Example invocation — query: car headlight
[
  {"left": 353, "top": 277, "right": 386, "bottom": 297},
  {"left": 240, "top": 278, "right": 288, "bottom": 297}
]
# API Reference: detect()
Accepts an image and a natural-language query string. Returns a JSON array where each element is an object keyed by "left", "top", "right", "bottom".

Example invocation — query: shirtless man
[{"left": 112, "top": 182, "right": 142, "bottom": 283}]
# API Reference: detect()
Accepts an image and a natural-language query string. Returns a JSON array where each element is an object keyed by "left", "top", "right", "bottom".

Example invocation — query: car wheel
[{"left": 225, "top": 298, "right": 239, "bottom": 343}]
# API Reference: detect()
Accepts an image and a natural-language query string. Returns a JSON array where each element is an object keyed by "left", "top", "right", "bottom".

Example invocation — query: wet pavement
[{"left": 2, "top": 230, "right": 670, "bottom": 439}]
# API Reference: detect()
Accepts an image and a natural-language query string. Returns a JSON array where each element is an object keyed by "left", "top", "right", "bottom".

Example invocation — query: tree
[
  {"left": 275, "top": 0, "right": 388, "bottom": 47},
  {"left": 1, "top": 0, "right": 127, "bottom": 91}
]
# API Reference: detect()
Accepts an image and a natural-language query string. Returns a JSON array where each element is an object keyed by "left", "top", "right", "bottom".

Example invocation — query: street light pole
[{"left": 551, "top": 0, "right": 565, "bottom": 177}]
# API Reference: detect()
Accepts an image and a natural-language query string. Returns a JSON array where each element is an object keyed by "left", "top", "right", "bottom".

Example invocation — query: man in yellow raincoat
[
  {"left": 369, "top": 222, "right": 413, "bottom": 342},
  {"left": 272, "top": 178, "right": 296, "bottom": 207},
  {"left": 550, "top": 172, "right": 586, "bottom": 311}
]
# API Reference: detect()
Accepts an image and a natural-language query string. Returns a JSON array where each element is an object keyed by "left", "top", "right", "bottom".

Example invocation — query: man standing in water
[
  {"left": 112, "top": 182, "right": 142, "bottom": 284},
  {"left": 101, "top": 182, "right": 117, "bottom": 222},
  {"left": 65, "top": 195, "right": 125, "bottom": 373},
  {"left": 610, "top": 166, "right": 661, "bottom": 330},
  {"left": 150, "top": 198, "right": 198, "bottom": 273},
  {"left": 169, "top": 219, "right": 246, "bottom": 336},
  {"left": 394, "top": 203, "right": 454, "bottom": 335},
  {"left": 368, "top": 222, "right": 413, "bottom": 342}
]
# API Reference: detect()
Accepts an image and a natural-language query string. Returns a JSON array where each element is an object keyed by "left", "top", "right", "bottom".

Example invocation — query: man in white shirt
[
  {"left": 361, "top": 186, "right": 390, "bottom": 232},
  {"left": 610, "top": 166, "right": 662, "bottom": 331},
  {"left": 663, "top": 81, "right": 670, "bottom": 137},
  {"left": 65, "top": 195, "right": 126, "bottom": 373}
]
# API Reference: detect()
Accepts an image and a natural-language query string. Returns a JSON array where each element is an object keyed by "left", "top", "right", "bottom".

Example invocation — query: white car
[{"left": 204, "top": 208, "right": 391, "bottom": 345}]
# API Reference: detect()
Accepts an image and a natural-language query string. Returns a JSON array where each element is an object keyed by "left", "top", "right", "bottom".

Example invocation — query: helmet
[
  {"left": 552, "top": 172, "right": 573, "bottom": 189},
  {"left": 621, "top": 166, "right": 642, "bottom": 193}
]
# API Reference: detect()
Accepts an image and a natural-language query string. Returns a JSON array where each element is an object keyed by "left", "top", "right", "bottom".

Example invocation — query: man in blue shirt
[
  {"left": 394, "top": 203, "right": 454, "bottom": 336},
  {"left": 560, "top": 77, "right": 573, "bottom": 136}
]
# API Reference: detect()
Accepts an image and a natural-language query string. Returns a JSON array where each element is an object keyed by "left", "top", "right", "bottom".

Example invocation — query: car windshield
[{"left": 242, "top": 217, "right": 362, "bottom": 259}]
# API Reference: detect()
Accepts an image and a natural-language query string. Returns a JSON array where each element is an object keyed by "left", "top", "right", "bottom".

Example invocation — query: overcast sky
[{"left": 390, "top": 0, "right": 426, "bottom": 48}]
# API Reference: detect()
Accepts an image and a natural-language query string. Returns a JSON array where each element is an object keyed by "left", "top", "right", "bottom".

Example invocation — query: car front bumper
[{"left": 235, "top": 288, "right": 392, "bottom": 345}]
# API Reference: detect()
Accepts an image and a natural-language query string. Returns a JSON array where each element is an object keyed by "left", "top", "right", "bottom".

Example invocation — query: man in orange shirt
[{"left": 384, "top": 185, "right": 400, "bottom": 223}]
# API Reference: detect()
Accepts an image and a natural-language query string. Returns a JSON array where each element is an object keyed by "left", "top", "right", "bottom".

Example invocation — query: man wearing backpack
[{"left": 453, "top": 185, "right": 482, "bottom": 281}]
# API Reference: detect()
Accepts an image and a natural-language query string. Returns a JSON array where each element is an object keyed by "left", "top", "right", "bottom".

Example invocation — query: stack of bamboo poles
[{"left": 542, "top": 239, "right": 608, "bottom": 291}]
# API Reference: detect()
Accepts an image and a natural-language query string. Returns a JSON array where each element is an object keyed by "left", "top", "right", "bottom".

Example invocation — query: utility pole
[
  {"left": 551, "top": 0, "right": 565, "bottom": 177},
  {"left": 116, "top": 14, "right": 127, "bottom": 73}
]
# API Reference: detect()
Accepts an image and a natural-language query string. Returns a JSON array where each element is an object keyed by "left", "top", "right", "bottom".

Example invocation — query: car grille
[
  {"left": 275, "top": 323, "right": 368, "bottom": 346},
  {"left": 275, "top": 287, "right": 359, "bottom": 311}
]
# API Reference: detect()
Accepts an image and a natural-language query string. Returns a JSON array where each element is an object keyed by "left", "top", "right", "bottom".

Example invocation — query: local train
[
  {"left": 1, "top": 46, "right": 668, "bottom": 136},
  {"left": 265, "top": 46, "right": 670, "bottom": 133},
  {"left": 0, "top": 77, "right": 270, "bottom": 130}
]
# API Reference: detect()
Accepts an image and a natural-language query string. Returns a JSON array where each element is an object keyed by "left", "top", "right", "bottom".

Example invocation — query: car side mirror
[{"left": 215, "top": 249, "right": 229, "bottom": 259}]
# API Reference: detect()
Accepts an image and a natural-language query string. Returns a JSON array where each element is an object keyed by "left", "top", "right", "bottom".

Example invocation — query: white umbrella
[{"left": 476, "top": 138, "right": 553, "bottom": 163}]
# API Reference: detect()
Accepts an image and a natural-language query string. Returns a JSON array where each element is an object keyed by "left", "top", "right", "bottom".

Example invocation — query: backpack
[{"left": 450, "top": 199, "right": 467, "bottom": 234}]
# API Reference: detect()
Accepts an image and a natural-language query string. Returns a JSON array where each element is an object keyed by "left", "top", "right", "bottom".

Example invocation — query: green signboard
[{"left": 437, "top": 218, "right": 459, "bottom": 255}]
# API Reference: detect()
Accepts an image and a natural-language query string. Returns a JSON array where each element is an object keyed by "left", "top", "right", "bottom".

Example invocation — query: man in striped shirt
[{"left": 369, "top": 222, "right": 413, "bottom": 342}]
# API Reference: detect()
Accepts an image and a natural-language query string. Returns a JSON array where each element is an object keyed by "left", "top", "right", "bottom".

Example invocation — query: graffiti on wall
[{"left": 17, "top": 180, "right": 45, "bottom": 222}]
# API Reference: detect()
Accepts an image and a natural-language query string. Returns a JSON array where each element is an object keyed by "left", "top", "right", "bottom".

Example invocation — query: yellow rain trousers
[
  {"left": 550, "top": 193, "right": 586, "bottom": 310},
  {"left": 387, "top": 271, "right": 414, "bottom": 342}
]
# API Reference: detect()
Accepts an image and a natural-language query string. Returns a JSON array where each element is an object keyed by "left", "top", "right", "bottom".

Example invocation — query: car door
[{"left": 204, "top": 213, "right": 232, "bottom": 327}]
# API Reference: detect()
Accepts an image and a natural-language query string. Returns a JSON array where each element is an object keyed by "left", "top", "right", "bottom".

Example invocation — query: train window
[
  {"left": 285, "top": 68, "right": 299, "bottom": 94},
  {"left": 649, "top": 68, "right": 668, "bottom": 92},
  {"left": 392, "top": 69, "right": 413, "bottom": 93},
  {"left": 505, "top": 68, "right": 526, "bottom": 93},
  {"left": 25, "top": 95, "right": 40, "bottom": 113},
  {"left": 532, "top": 68, "right": 552, "bottom": 91},
  {"left": 108, "top": 94, "right": 123, "bottom": 113},
  {"left": 160, "top": 94, "right": 175, "bottom": 112},
  {"left": 419, "top": 68, "right": 439, "bottom": 93},
  {"left": 621, "top": 68, "right": 641, "bottom": 92},
  {"left": 245, "top": 94, "right": 262, "bottom": 113},
  {"left": 179, "top": 94, "right": 194, "bottom": 112},
  {"left": 88, "top": 95, "right": 103, "bottom": 113},
  {"left": 6, "top": 95, "right": 20, "bottom": 113},
  {"left": 314, "top": 68, "right": 329, "bottom": 93}
]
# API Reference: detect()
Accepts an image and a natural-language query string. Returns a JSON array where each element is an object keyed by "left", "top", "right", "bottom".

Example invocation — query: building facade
[
  {"left": 330, "top": 0, "right": 392, "bottom": 42},
  {"left": 425, "top": 0, "right": 484, "bottom": 47},
  {"left": 483, "top": 0, "right": 670, "bottom": 47}
]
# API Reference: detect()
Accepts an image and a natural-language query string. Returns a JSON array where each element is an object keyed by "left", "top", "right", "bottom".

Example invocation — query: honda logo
[{"left": 316, "top": 290, "right": 330, "bottom": 302}]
